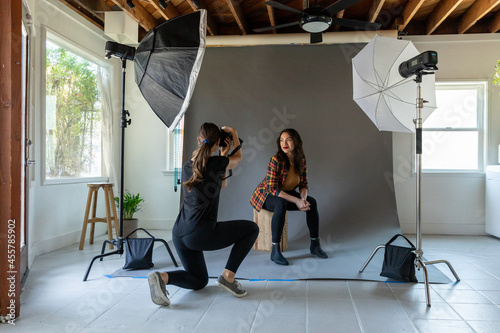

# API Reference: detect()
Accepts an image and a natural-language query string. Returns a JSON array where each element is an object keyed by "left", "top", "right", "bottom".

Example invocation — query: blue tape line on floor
[
  {"left": 133, "top": 276, "right": 148, "bottom": 279},
  {"left": 248, "top": 279, "right": 295, "bottom": 282},
  {"left": 104, "top": 275, "right": 115, "bottom": 278}
]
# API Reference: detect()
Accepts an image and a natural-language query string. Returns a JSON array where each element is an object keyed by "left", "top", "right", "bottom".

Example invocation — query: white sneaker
[
  {"left": 148, "top": 272, "right": 170, "bottom": 306},
  {"left": 216, "top": 275, "right": 247, "bottom": 298}
]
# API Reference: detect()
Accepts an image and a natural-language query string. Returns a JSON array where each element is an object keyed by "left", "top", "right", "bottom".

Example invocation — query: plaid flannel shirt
[{"left": 250, "top": 155, "right": 308, "bottom": 211}]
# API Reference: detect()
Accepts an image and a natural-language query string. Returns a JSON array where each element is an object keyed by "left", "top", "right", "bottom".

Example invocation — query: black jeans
[
  {"left": 262, "top": 190, "right": 319, "bottom": 243},
  {"left": 167, "top": 220, "right": 259, "bottom": 290}
]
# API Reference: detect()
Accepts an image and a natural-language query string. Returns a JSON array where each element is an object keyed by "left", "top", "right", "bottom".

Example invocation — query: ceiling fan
[{"left": 254, "top": 0, "right": 382, "bottom": 44}]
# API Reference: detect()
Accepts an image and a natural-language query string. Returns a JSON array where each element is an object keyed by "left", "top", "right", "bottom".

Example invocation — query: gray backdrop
[
  {"left": 184, "top": 44, "right": 400, "bottom": 246},
  {"left": 178, "top": 44, "right": 424, "bottom": 280}
]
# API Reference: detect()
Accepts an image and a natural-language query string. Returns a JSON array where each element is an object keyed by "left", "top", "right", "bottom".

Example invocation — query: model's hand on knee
[{"left": 296, "top": 198, "right": 310, "bottom": 211}]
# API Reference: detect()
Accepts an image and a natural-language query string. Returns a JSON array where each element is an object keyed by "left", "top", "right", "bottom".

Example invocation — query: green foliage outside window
[
  {"left": 45, "top": 42, "right": 101, "bottom": 178},
  {"left": 493, "top": 60, "right": 500, "bottom": 91},
  {"left": 494, "top": 60, "right": 500, "bottom": 94}
]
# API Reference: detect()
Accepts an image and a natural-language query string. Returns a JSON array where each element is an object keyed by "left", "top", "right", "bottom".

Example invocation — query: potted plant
[{"left": 114, "top": 191, "right": 144, "bottom": 238}]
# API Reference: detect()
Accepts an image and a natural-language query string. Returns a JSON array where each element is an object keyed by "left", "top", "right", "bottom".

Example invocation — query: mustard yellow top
[{"left": 280, "top": 164, "right": 300, "bottom": 191}]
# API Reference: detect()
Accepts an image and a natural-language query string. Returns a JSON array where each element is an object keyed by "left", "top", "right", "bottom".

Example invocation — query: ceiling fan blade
[
  {"left": 331, "top": 17, "right": 381, "bottom": 30},
  {"left": 265, "top": 1, "right": 303, "bottom": 14},
  {"left": 310, "top": 32, "right": 322, "bottom": 44},
  {"left": 324, "top": 0, "right": 362, "bottom": 16},
  {"left": 253, "top": 21, "right": 300, "bottom": 32}
]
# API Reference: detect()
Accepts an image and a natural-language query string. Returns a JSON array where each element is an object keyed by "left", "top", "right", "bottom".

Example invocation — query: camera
[
  {"left": 219, "top": 128, "right": 233, "bottom": 147},
  {"left": 398, "top": 51, "right": 438, "bottom": 78}
]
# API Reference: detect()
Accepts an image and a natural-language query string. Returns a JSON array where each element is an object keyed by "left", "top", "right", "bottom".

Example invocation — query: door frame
[
  {"left": 0, "top": 0, "right": 23, "bottom": 322},
  {"left": 20, "top": 4, "right": 32, "bottom": 287}
]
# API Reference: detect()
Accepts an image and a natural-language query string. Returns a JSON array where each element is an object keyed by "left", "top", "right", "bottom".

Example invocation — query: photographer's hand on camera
[{"left": 220, "top": 138, "right": 231, "bottom": 157}]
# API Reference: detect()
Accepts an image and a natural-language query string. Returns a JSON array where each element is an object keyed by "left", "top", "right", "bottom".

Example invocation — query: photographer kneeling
[{"left": 148, "top": 123, "right": 258, "bottom": 306}]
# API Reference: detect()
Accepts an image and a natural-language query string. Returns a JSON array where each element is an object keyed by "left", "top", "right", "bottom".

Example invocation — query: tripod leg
[
  {"left": 99, "top": 239, "right": 114, "bottom": 261},
  {"left": 155, "top": 239, "right": 179, "bottom": 267},
  {"left": 83, "top": 250, "right": 121, "bottom": 281},
  {"left": 417, "top": 258, "right": 431, "bottom": 307},
  {"left": 359, "top": 245, "right": 385, "bottom": 273},
  {"left": 424, "top": 259, "right": 460, "bottom": 282}
]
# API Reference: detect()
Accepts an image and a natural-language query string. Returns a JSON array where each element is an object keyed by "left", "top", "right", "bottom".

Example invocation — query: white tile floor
[{"left": 3, "top": 232, "right": 500, "bottom": 333}]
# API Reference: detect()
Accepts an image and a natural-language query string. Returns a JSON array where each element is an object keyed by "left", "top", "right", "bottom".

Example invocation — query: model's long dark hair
[
  {"left": 275, "top": 128, "right": 305, "bottom": 174},
  {"left": 184, "top": 122, "right": 221, "bottom": 191}
]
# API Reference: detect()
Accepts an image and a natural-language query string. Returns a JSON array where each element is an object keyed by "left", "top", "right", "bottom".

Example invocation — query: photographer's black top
[{"left": 173, "top": 156, "right": 229, "bottom": 237}]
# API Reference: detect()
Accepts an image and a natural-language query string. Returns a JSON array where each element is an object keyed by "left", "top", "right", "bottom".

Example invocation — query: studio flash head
[
  {"left": 105, "top": 41, "right": 136, "bottom": 61},
  {"left": 398, "top": 51, "right": 438, "bottom": 78}
]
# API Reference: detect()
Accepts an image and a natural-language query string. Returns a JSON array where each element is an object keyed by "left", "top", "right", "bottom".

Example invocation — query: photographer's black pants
[
  {"left": 167, "top": 220, "right": 258, "bottom": 290},
  {"left": 262, "top": 190, "right": 319, "bottom": 243}
]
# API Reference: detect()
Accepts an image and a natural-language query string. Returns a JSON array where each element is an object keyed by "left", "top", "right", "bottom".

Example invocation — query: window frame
[
  {"left": 421, "top": 80, "right": 488, "bottom": 174},
  {"left": 41, "top": 27, "right": 110, "bottom": 186}
]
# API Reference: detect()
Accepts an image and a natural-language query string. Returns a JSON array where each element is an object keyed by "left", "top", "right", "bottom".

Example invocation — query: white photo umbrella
[
  {"left": 352, "top": 36, "right": 437, "bottom": 133},
  {"left": 353, "top": 36, "right": 460, "bottom": 307}
]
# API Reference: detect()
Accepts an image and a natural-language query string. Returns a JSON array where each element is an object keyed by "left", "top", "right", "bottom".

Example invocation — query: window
[
  {"left": 422, "top": 82, "right": 486, "bottom": 172},
  {"left": 44, "top": 34, "right": 103, "bottom": 182},
  {"left": 163, "top": 119, "right": 184, "bottom": 192}
]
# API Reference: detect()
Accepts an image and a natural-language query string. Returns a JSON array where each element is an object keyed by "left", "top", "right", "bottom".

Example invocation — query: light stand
[
  {"left": 412, "top": 71, "right": 460, "bottom": 306},
  {"left": 359, "top": 70, "right": 460, "bottom": 307},
  {"left": 83, "top": 42, "right": 178, "bottom": 281}
]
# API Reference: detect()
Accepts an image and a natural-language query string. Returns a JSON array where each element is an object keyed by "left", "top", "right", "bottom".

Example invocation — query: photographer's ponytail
[{"left": 184, "top": 123, "right": 221, "bottom": 191}]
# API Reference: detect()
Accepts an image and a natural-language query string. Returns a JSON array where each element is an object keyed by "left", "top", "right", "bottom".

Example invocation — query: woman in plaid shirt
[{"left": 250, "top": 128, "right": 327, "bottom": 265}]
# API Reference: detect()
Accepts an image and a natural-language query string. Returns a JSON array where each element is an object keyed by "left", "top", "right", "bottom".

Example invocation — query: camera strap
[
  {"left": 221, "top": 139, "right": 243, "bottom": 180},
  {"left": 228, "top": 140, "right": 243, "bottom": 157}
]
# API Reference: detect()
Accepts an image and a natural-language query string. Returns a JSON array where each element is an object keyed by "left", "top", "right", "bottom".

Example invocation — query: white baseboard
[
  {"left": 29, "top": 220, "right": 173, "bottom": 262},
  {"left": 31, "top": 230, "right": 91, "bottom": 258},
  {"left": 30, "top": 224, "right": 111, "bottom": 259}
]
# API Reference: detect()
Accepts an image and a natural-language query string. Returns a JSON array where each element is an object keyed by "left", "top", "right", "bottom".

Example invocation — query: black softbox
[{"left": 134, "top": 10, "right": 207, "bottom": 130}]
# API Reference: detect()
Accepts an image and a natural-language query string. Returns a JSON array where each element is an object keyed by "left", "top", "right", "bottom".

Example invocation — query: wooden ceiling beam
[
  {"left": 185, "top": 0, "right": 218, "bottom": 36},
  {"left": 334, "top": 9, "right": 344, "bottom": 31},
  {"left": 110, "top": 0, "right": 158, "bottom": 31},
  {"left": 226, "top": 0, "right": 248, "bottom": 35},
  {"left": 426, "top": 0, "right": 462, "bottom": 35},
  {"left": 59, "top": 0, "right": 106, "bottom": 30},
  {"left": 457, "top": 0, "right": 500, "bottom": 34},
  {"left": 71, "top": 0, "right": 113, "bottom": 12},
  {"left": 490, "top": 9, "right": 500, "bottom": 32},
  {"left": 368, "top": 0, "right": 385, "bottom": 23},
  {"left": 147, "top": 0, "right": 181, "bottom": 20},
  {"left": 266, "top": 2, "right": 277, "bottom": 34},
  {"left": 391, "top": 0, "right": 425, "bottom": 31}
]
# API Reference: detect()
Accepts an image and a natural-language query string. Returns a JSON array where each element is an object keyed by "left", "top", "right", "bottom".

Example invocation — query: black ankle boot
[
  {"left": 271, "top": 243, "right": 289, "bottom": 265},
  {"left": 310, "top": 239, "right": 328, "bottom": 259}
]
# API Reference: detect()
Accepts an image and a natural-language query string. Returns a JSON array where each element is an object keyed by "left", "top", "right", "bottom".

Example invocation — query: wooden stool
[
  {"left": 253, "top": 209, "right": 288, "bottom": 251},
  {"left": 79, "top": 183, "right": 119, "bottom": 250}
]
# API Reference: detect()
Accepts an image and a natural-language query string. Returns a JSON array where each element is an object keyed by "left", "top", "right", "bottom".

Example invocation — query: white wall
[
  {"left": 396, "top": 34, "right": 500, "bottom": 235},
  {"left": 122, "top": 73, "right": 181, "bottom": 230}
]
